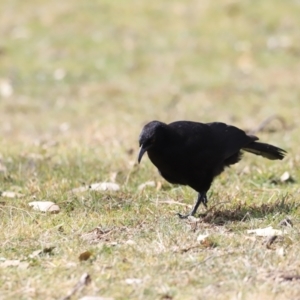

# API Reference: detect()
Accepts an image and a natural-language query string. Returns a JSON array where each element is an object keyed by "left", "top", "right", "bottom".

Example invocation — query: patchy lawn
[{"left": 1, "top": 0, "right": 300, "bottom": 299}]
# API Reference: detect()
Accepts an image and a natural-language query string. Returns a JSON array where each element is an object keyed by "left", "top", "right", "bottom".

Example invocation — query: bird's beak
[{"left": 138, "top": 144, "right": 147, "bottom": 163}]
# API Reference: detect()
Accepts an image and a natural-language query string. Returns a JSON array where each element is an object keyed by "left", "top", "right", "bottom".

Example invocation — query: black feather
[{"left": 243, "top": 142, "right": 286, "bottom": 160}]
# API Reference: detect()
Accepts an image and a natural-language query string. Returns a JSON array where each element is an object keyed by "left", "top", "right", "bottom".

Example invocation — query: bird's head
[{"left": 138, "top": 120, "right": 167, "bottom": 163}]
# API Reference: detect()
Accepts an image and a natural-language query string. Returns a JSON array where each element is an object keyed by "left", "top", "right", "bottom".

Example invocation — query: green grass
[{"left": 1, "top": 0, "right": 300, "bottom": 299}]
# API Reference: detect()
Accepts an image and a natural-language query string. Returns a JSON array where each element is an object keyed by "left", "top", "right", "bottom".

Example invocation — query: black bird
[{"left": 138, "top": 120, "right": 286, "bottom": 218}]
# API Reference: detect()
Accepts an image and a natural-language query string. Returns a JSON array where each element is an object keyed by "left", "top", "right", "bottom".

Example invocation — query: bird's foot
[
  {"left": 177, "top": 212, "right": 193, "bottom": 219},
  {"left": 201, "top": 197, "right": 208, "bottom": 208},
  {"left": 177, "top": 192, "right": 208, "bottom": 219}
]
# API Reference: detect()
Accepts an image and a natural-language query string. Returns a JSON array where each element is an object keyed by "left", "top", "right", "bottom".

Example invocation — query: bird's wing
[
  {"left": 167, "top": 121, "right": 212, "bottom": 153},
  {"left": 168, "top": 121, "right": 210, "bottom": 144},
  {"left": 168, "top": 121, "right": 258, "bottom": 160},
  {"left": 207, "top": 122, "right": 258, "bottom": 159}
]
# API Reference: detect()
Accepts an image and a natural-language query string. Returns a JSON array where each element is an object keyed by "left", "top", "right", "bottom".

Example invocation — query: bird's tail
[{"left": 242, "top": 142, "right": 286, "bottom": 160}]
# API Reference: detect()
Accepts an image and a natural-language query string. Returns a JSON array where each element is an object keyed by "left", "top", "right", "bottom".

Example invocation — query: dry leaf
[
  {"left": 138, "top": 181, "right": 155, "bottom": 191},
  {"left": 89, "top": 182, "right": 120, "bottom": 191},
  {"left": 0, "top": 162, "right": 7, "bottom": 174},
  {"left": 29, "top": 250, "right": 42, "bottom": 258},
  {"left": 281, "top": 274, "right": 300, "bottom": 281},
  {"left": 156, "top": 181, "right": 162, "bottom": 191},
  {"left": 29, "top": 246, "right": 55, "bottom": 258},
  {"left": 265, "top": 270, "right": 300, "bottom": 282},
  {"left": 110, "top": 172, "right": 118, "bottom": 182},
  {"left": 1, "top": 191, "right": 24, "bottom": 198},
  {"left": 1, "top": 260, "right": 29, "bottom": 269},
  {"left": 280, "top": 171, "right": 290, "bottom": 182},
  {"left": 43, "top": 246, "right": 56, "bottom": 254},
  {"left": 70, "top": 186, "right": 89, "bottom": 193},
  {"left": 22, "top": 152, "right": 44, "bottom": 161},
  {"left": 247, "top": 226, "right": 286, "bottom": 236},
  {"left": 187, "top": 216, "right": 200, "bottom": 222},
  {"left": 28, "top": 201, "right": 60, "bottom": 213},
  {"left": 71, "top": 182, "right": 120, "bottom": 194},
  {"left": 266, "top": 235, "right": 278, "bottom": 249},
  {"left": 236, "top": 53, "right": 254, "bottom": 74},
  {"left": 125, "top": 240, "right": 136, "bottom": 246},
  {"left": 201, "top": 238, "right": 217, "bottom": 248},
  {"left": 0, "top": 79, "right": 13, "bottom": 98},
  {"left": 280, "top": 171, "right": 295, "bottom": 183},
  {"left": 79, "top": 297, "right": 114, "bottom": 300},
  {"left": 65, "top": 262, "right": 77, "bottom": 269},
  {"left": 125, "top": 278, "right": 142, "bottom": 285},
  {"left": 267, "top": 36, "right": 292, "bottom": 50},
  {"left": 53, "top": 68, "right": 66, "bottom": 80},
  {"left": 276, "top": 247, "right": 286, "bottom": 257},
  {"left": 279, "top": 218, "right": 293, "bottom": 227},
  {"left": 197, "top": 234, "right": 210, "bottom": 242},
  {"left": 177, "top": 244, "right": 200, "bottom": 253},
  {"left": 18, "top": 262, "right": 30, "bottom": 269},
  {"left": 79, "top": 251, "right": 92, "bottom": 261},
  {"left": 81, "top": 227, "right": 114, "bottom": 244},
  {"left": 1, "top": 260, "right": 20, "bottom": 267}
]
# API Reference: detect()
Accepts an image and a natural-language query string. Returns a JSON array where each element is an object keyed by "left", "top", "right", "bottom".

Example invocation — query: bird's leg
[{"left": 177, "top": 192, "right": 207, "bottom": 219}]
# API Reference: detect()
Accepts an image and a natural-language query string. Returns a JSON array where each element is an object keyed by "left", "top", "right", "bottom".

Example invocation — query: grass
[{"left": 1, "top": 0, "right": 300, "bottom": 299}]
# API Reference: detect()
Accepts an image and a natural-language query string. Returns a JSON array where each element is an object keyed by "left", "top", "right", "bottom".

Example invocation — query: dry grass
[{"left": 1, "top": 0, "right": 300, "bottom": 299}]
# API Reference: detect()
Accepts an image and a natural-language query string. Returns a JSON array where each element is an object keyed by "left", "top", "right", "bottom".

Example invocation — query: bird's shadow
[{"left": 193, "top": 197, "right": 297, "bottom": 225}]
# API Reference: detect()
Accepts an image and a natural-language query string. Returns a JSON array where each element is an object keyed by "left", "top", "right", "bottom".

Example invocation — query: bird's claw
[
  {"left": 198, "top": 195, "right": 208, "bottom": 208},
  {"left": 177, "top": 194, "right": 208, "bottom": 219},
  {"left": 177, "top": 212, "right": 192, "bottom": 219},
  {"left": 201, "top": 198, "right": 208, "bottom": 208}
]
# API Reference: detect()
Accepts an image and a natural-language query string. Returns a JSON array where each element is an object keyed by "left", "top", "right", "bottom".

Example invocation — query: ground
[{"left": 1, "top": 0, "right": 300, "bottom": 299}]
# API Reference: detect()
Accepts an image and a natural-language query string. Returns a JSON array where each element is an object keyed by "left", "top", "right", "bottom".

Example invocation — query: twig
[
  {"left": 61, "top": 273, "right": 91, "bottom": 300},
  {"left": 192, "top": 251, "right": 235, "bottom": 268},
  {"left": 158, "top": 199, "right": 188, "bottom": 206},
  {"left": 204, "top": 201, "right": 231, "bottom": 214},
  {"left": 248, "top": 115, "right": 286, "bottom": 135}
]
